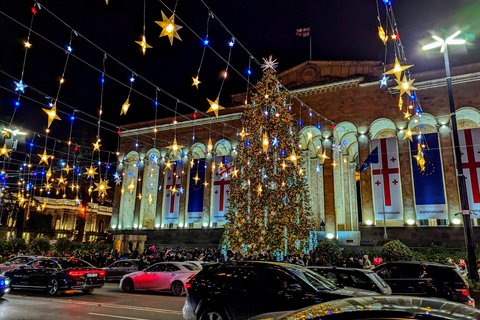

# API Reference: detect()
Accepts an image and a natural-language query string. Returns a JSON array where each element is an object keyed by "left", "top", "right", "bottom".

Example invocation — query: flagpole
[{"left": 309, "top": 32, "right": 312, "bottom": 61}]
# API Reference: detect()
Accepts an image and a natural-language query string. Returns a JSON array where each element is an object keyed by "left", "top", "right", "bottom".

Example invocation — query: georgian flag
[
  {"left": 211, "top": 156, "right": 233, "bottom": 223},
  {"left": 459, "top": 128, "right": 480, "bottom": 215}
]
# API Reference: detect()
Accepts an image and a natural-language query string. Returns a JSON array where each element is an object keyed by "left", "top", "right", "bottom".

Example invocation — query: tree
[
  {"left": 381, "top": 240, "right": 413, "bottom": 261},
  {"left": 55, "top": 238, "right": 73, "bottom": 255},
  {"left": 223, "top": 57, "right": 315, "bottom": 256},
  {"left": 315, "top": 241, "right": 343, "bottom": 266},
  {"left": 29, "top": 237, "right": 51, "bottom": 254},
  {"left": 8, "top": 238, "right": 27, "bottom": 254}
]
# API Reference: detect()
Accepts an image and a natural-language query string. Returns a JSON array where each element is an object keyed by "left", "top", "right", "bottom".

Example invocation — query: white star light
[
  {"left": 316, "top": 165, "right": 322, "bottom": 173},
  {"left": 261, "top": 55, "right": 278, "bottom": 72},
  {"left": 380, "top": 75, "right": 389, "bottom": 88},
  {"left": 113, "top": 172, "right": 120, "bottom": 180},
  {"left": 14, "top": 80, "right": 27, "bottom": 93},
  {"left": 272, "top": 137, "right": 278, "bottom": 146}
]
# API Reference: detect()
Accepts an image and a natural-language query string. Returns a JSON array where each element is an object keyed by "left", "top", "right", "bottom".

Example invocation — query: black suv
[
  {"left": 183, "top": 261, "right": 377, "bottom": 320},
  {"left": 373, "top": 261, "right": 474, "bottom": 306}
]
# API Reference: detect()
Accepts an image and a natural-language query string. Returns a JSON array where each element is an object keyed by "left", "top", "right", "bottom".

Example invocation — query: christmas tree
[{"left": 223, "top": 56, "right": 315, "bottom": 256}]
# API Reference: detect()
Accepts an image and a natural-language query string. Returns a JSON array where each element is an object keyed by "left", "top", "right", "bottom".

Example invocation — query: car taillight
[
  {"left": 189, "top": 274, "right": 196, "bottom": 278},
  {"left": 69, "top": 271, "right": 86, "bottom": 277},
  {"left": 185, "top": 283, "right": 192, "bottom": 289},
  {"left": 461, "top": 290, "right": 469, "bottom": 296},
  {"left": 98, "top": 270, "right": 105, "bottom": 277}
]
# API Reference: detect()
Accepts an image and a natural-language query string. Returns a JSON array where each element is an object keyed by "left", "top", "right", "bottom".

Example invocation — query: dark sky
[{"left": 0, "top": 0, "right": 479, "bottom": 156}]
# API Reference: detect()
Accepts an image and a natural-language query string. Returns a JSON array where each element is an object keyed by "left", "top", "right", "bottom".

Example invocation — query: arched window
[{"left": 55, "top": 219, "right": 61, "bottom": 230}]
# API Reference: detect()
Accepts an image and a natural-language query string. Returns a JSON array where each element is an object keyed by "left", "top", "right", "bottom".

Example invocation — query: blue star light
[
  {"left": 14, "top": 80, "right": 27, "bottom": 93},
  {"left": 380, "top": 75, "right": 389, "bottom": 88},
  {"left": 113, "top": 172, "right": 120, "bottom": 180},
  {"left": 272, "top": 137, "right": 279, "bottom": 147},
  {"left": 315, "top": 165, "right": 322, "bottom": 173}
]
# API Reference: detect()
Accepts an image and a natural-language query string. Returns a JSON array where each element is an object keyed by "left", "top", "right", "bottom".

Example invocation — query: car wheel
[
  {"left": 200, "top": 307, "right": 228, "bottom": 320},
  {"left": 122, "top": 278, "right": 135, "bottom": 293},
  {"left": 47, "top": 278, "right": 60, "bottom": 296},
  {"left": 171, "top": 281, "right": 184, "bottom": 296},
  {"left": 82, "top": 289, "right": 94, "bottom": 294}
]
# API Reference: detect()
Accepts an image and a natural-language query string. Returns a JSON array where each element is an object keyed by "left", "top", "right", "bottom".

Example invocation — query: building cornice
[
  {"left": 291, "top": 77, "right": 365, "bottom": 96},
  {"left": 388, "top": 71, "right": 480, "bottom": 94}
]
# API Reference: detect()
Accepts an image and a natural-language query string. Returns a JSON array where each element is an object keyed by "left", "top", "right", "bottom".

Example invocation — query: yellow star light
[
  {"left": 46, "top": 168, "right": 52, "bottom": 181},
  {"left": 190, "top": 159, "right": 195, "bottom": 168},
  {"left": 257, "top": 184, "right": 263, "bottom": 195},
  {"left": 403, "top": 126, "right": 416, "bottom": 142},
  {"left": 404, "top": 110, "right": 412, "bottom": 120},
  {"left": 398, "top": 96, "right": 403, "bottom": 110},
  {"left": 105, "top": 0, "right": 108, "bottom": 4},
  {"left": 93, "top": 141, "right": 101, "bottom": 152},
  {"left": 203, "top": 181, "right": 209, "bottom": 187},
  {"left": 413, "top": 144, "right": 426, "bottom": 172},
  {"left": 166, "top": 136, "right": 185, "bottom": 157},
  {"left": 262, "top": 132, "right": 269, "bottom": 153},
  {"left": 38, "top": 149, "right": 52, "bottom": 165},
  {"left": 2, "top": 129, "right": 10, "bottom": 138},
  {"left": 42, "top": 103, "right": 62, "bottom": 128},
  {"left": 378, "top": 26, "right": 388, "bottom": 44},
  {"left": 165, "top": 160, "right": 172, "bottom": 170},
  {"left": 170, "top": 186, "right": 178, "bottom": 195},
  {"left": 128, "top": 179, "right": 135, "bottom": 194},
  {"left": 232, "top": 167, "right": 239, "bottom": 178},
  {"left": 286, "top": 150, "right": 301, "bottom": 166},
  {"left": 44, "top": 183, "right": 52, "bottom": 191},
  {"left": 0, "top": 143, "right": 12, "bottom": 158},
  {"left": 85, "top": 165, "right": 98, "bottom": 179},
  {"left": 155, "top": 11, "right": 182, "bottom": 45},
  {"left": 135, "top": 35, "right": 152, "bottom": 55},
  {"left": 63, "top": 165, "right": 72, "bottom": 174},
  {"left": 393, "top": 75, "right": 417, "bottom": 97},
  {"left": 148, "top": 193, "right": 153, "bottom": 205},
  {"left": 94, "top": 179, "right": 111, "bottom": 196},
  {"left": 206, "top": 97, "right": 225, "bottom": 118},
  {"left": 207, "top": 138, "right": 213, "bottom": 153},
  {"left": 192, "top": 76, "right": 201, "bottom": 88},
  {"left": 282, "top": 160, "right": 287, "bottom": 170},
  {"left": 218, "top": 162, "right": 224, "bottom": 169},
  {"left": 239, "top": 127, "right": 249, "bottom": 140},
  {"left": 320, "top": 150, "right": 330, "bottom": 162},
  {"left": 193, "top": 173, "right": 201, "bottom": 185},
  {"left": 383, "top": 57, "right": 414, "bottom": 80},
  {"left": 307, "top": 130, "right": 313, "bottom": 141},
  {"left": 120, "top": 98, "right": 130, "bottom": 115},
  {"left": 58, "top": 175, "right": 66, "bottom": 184}
]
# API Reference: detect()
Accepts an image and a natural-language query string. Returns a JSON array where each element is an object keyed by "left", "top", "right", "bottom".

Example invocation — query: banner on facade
[
  {"left": 410, "top": 133, "right": 448, "bottom": 219},
  {"left": 163, "top": 161, "right": 182, "bottom": 224},
  {"left": 211, "top": 156, "right": 234, "bottom": 223},
  {"left": 459, "top": 128, "right": 480, "bottom": 215},
  {"left": 186, "top": 159, "right": 205, "bottom": 224},
  {"left": 371, "top": 137, "right": 403, "bottom": 220}
]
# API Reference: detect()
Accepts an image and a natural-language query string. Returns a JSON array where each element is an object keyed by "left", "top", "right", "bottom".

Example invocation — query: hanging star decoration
[
  {"left": 232, "top": 167, "right": 239, "bottom": 178},
  {"left": 147, "top": 193, "right": 153, "bottom": 205},
  {"left": 413, "top": 144, "right": 426, "bottom": 171},
  {"left": 261, "top": 55, "right": 278, "bottom": 72},
  {"left": 207, "top": 138, "right": 213, "bottom": 153},
  {"left": 166, "top": 136, "right": 185, "bottom": 157},
  {"left": 257, "top": 184, "right": 263, "bottom": 195},
  {"left": 218, "top": 161, "right": 224, "bottom": 169},
  {"left": 282, "top": 160, "right": 287, "bottom": 170},
  {"left": 85, "top": 165, "right": 98, "bottom": 179},
  {"left": 113, "top": 172, "right": 120, "bottom": 180},
  {"left": 190, "top": 159, "right": 195, "bottom": 168},
  {"left": 404, "top": 110, "right": 412, "bottom": 120},
  {"left": 115, "top": 176, "right": 122, "bottom": 186},
  {"left": 44, "top": 183, "right": 52, "bottom": 192},
  {"left": 165, "top": 159, "right": 172, "bottom": 169},
  {"left": 206, "top": 97, "right": 225, "bottom": 118},
  {"left": 393, "top": 75, "right": 417, "bottom": 97},
  {"left": 193, "top": 173, "right": 200, "bottom": 185},
  {"left": 380, "top": 75, "right": 389, "bottom": 88},
  {"left": 239, "top": 127, "right": 249, "bottom": 140},
  {"left": 128, "top": 179, "right": 135, "bottom": 194},
  {"left": 155, "top": 11, "right": 182, "bottom": 45},
  {"left": 14, "top": 80, "right": 27, "bottom": 93},
  {"left": 94, "top": 179, "right": 111, "bottom": 197},
  {"left": 320, "top": 150, "right": 330, "bottom": 163},
  {"left": 192, "top": 76, "right": 201, "bottom": 89},
  {"left": 262, "top": 132, "right": 269, "bottom": 153},
  {"left": 42, "top": 103, "right": 61, "bottom": 128},
  {"left": 38, "top": 149, "right": 52, "bottom": 165},
  {"left": 58, "top": 175, "right": 66, "bottom": 185},
  {"left": 170, "top": 186, "right": 178, "bottom": 195},
  {"left": 46, "top": 168, "right": 52, "bottom": 181},
  {"left": 307, "top": 130, "right": 313, "bottom": 141},
  {"left": 398, "top": 96, "right": 403, "bottom": 110},
  {"left": 2, "top": 129, "right": 9, "bottom": 138},
  {"left": 120, "top": 98, "right": 130, "bottom": 115},
  {"left": 105, "top": 0, "right": 108, "bottom": 4},
  {"left": 135, "top": 35, "right": 152, "bottom": 55},
  {"left": 93, "top": 141, "right": 101, "bottom": 152},
  {"left": 203, "top": 180, "right": 209, "bottom": 187},
  {"left": 403, "top": 126, "right": 416, "bottom": 142},
  {"left": 286, "top": 150, "right": 301, "bottom": 166},
  {"left": 0, "top": 143, "right": 12, "bottom": 158},
  {"left": 378, "top": 26, "right": 388, "bottom": 44},
  {"left": 63, "top": 165, "right": 72, "bottom": 174},
  {"left": 383, "top": 57, "right": 414, "bottom": 80}
]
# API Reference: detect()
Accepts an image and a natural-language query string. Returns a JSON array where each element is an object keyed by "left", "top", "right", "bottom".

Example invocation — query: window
[
  {"left": 58, "top": 259, "right": 93, "bottom": 269},
  {"left": 146, "top": 264, "right": 166, "bottom": 272},
  {"left": 183, "top": 263, "right": 201, "bottom": 271},
  {"left": 9, "top": 257, "right": 31, "bottom": 264},
  {"left": 123, "top": 261, "right": 134, "bottom": 268},
  {"left": 164, "top": 264, "right": 181, "bottom": 272},
  {"left": 28, "top": 260, "right": 60, "bottom": 269},
  {"left": 213, "top": 267, "right": 256, "bottom": 287}
]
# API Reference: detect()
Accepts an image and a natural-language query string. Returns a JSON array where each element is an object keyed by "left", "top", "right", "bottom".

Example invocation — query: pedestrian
[{"left": 363, "top": 255, "right": 372, "bottom": 269}]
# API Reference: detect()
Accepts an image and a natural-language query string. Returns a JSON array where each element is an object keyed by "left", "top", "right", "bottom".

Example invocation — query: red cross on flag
[
  {"left": 371, "top": 138, "right": 403, "bottom": 221},
  {"left": 296, "top": 27, "right": 310, "bottom": 37},
  {"left": 459, "top": 128, "right": 480, "bottom": 215},
  {"left": 163, "top": 161, "right": 182, "bottom": 224},
  {"left": 211, "top": 156, "right": 234, "bottom": 223}
]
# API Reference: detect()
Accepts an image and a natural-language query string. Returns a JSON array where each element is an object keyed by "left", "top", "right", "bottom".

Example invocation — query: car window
[
  {"left": 213, "top": 267, "right": 256, "bottom": 287},
  {"left": 377, "top": 264, "right": 422, "bottom": 279},
  {"left": 28, "top": 260, "right": 60, "bottom": 269},
  {"left": 425, "top": 266, "right": 464, "bottom": 282},
  {"left": 351, "top": 274, "right": 367, "bottom": 284},
  {"left": 146, "top": 264, "right": 166, "bottom": 272},
  {"left": 320, "top": 270, "right": 338, "bottom": 285},
  {"left": 58, "top": 259, "right": 93, "bottom": 269},
  {"left": 370, "top": 273, "right": 389, "bottom": 288},
  {"left": 283, "top": 265, "right": 337, "bottom": 291},
  {"left": 256, "top": 268, "right": 303, "bottom": 291},
  {"left": 183, "top": 263, "right": 201, "bottom": 271},
  {"left": 123, "top": 261, "right": 134, "bottom": 268},
  {"left": 164, "top": 264, "right": 181, "bottom": 272}
]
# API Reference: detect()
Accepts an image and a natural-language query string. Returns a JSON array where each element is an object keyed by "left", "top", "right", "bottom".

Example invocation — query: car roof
[
  {"left": 375, "top": 261, "right": 455, "bottom": 269},
  {"left": 308, "top": 266, "right": 376, "bottom": 274}
]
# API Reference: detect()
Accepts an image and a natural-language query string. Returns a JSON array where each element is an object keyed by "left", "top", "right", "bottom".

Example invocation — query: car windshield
[
  {"left": 183, "top": 263, "right": 201, "bottom": 271},
  {"left": 370, "top": 272, "right": 389, "bottom": 288},
  {"left": 57, "top": 259, "right": 93, "bottom": 269},
  {"left": 283, "top": 265, "right": 337, "bottom": 291}
]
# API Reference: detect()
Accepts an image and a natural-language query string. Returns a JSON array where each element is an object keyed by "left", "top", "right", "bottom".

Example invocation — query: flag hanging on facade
[
  {"left": 211, "top": 156, "right": 234, "bottom": 223},
  {"left": 459, "top": 128, "right": 480, "bottom": 215},
  {"left": 187, "top": 159, "right": 205, "bottom": 223},
  {"left": 410, "top": 133, "right": 448, "bottom": 219},
  {"left": 296, "top": 27, "right": 310, "bottom": 37},
  {"left": 371, "top": 137, "right": 403, "bottom": 221},
  {"left": 163, "top": 161, "right": 182, "bottom": 224},
  {"left": 360, "top": 147, "right": 379, "bottom": 172}
]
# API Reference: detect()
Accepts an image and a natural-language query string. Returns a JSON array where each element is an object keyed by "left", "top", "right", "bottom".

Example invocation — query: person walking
[{"left": 363, "top": 255, "right": 372, "bottom": 269}]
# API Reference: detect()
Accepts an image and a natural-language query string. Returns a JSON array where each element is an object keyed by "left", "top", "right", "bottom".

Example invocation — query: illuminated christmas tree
[{"left": 223, "top": 56, "right": 315, "bottom": 256}]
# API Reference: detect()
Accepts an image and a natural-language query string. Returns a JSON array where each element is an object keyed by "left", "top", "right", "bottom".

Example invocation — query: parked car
[
  {"left": 373, "top": 261, "right": 474, "bottom": 306},
  {"left": 308, "top": 266, "right": 392, "bottom": 295},
  {"left": 103, "top": 259, "right": 144, "bottom": 281},
  {"left": 4, "top": 257, "right": 105, "bottom": 295},
  {"left": 0, "top": 274, "right": 11, "bottom": 298},
  {"left": 0, "top": 256, "right": 36, "bottom": 273},
  {"left": 120, "top": 262, "right": 200, "bottom": 296},
  {"left": 183, "top": 261, "right": 378, "bottom": 320},
  {"left": 250, "top": 296, "right": 480, "bottom": 320}
]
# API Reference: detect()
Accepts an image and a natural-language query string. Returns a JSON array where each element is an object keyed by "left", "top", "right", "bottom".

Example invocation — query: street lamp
[{"left": 423, "top": 31, "right": 478, "bottom": 281}]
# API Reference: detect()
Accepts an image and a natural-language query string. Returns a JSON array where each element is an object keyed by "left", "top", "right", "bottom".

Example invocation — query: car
[
  {"left": 0, "top": 256, "right": 37, "bottom": 273},
  {"left": 182, "top": 261, "right": 378, "bottom": 320},
  {"left": 250, "top": 295, "right": 480, "bottom": 320},
  {"left": 120, "top": 262, "right": 200, "bottom": 296},
  {"left": 4, "top": 257, "right": 105, "bottom": 295},
  {"left": 308, "top": 266, "right": 392, "bottom": 295},
  {"left": 103, "top": 259, "right": 144, "bottom": 281},
  {"left": 373, "top": 261, "right": 474, "bottom": 306},
  {"left": 0, "top": 274, "right": 11, "bottom": 298}
]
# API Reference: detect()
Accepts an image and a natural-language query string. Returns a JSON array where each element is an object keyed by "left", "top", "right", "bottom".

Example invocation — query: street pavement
[{"left": 0, "top": 282, "right": 185, "bottom": 320}]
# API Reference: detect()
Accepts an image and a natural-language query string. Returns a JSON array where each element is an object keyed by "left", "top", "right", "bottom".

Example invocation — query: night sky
[{"left": 0, "top": 0, "right": 479, "bottom": 158}]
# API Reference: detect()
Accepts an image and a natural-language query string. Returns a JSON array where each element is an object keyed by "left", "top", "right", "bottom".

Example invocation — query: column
[
  {"left": 309, "top": 158, "right": 325, "bottom": 229},
  {"left": 349, "top": 160, "right": 359, "bottom": 231},
  {"left": 398, "top": 135, "right": 416, "bottom": 225},
  {"left": 358, "top": 136, "right": 374, "bottom": 224},
  {"left": 178, "top": 157, "right": 189, "bottom": 227},
  {"left": 333, "top": 150, "right": 345, "bottom": 231},
  {"left": 139, "top": 153, "right": 160, "bottom": 229},
  {"left": 342, "top": 154, "right": 351, "bottom": 231},
  {"left": 118, "top": 153, "right": 140, "bottom": 230},
  {"left": 323, "top": 149, "right": 336, "bottom": 238}
]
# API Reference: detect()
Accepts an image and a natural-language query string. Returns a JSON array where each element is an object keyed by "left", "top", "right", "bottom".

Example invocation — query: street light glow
[{"left": 422, "top": 31, "right": 466, "bottom": 52}]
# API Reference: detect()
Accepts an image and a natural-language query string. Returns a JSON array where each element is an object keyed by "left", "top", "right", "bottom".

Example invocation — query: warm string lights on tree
[{"left": 135, "top": 0, "right": 152, "bottom": 55}]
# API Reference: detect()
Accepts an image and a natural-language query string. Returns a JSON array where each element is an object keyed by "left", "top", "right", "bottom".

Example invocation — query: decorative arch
[
  {"left": 298, "top": 126, "right": 322, "bottom": 156},
  {"left": 410, "top": 113, "right": 437, "bottom": 133},
  {"left": 125, "top": 151, "right": 140, "bottom": 163},
  {"left": 457, "top": 107, "right": 480, "bottom": 130},
  {"left": 145, "top": 148, "right": 161, "bottom": 159},
  {"left": 189, "top": 142, "right": 207, "bottom": 159},
  {"left": 333, "top": 121, "right": 357, "bottom": 142},
  {"left": 369, "top": 118, "right": 397, "bottom": 139},
  {"left": 214, "top": 139, "right": 232, "bottom": 156}
]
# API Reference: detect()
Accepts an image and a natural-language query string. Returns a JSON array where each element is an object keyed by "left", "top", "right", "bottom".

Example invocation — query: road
[{"left": 0, "top": 282, "right": 186, "bottom": 320}]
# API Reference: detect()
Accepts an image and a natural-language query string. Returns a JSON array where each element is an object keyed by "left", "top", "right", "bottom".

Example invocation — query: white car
[{"left": 120, "top": 262, "right": 200, "bottom": 296}]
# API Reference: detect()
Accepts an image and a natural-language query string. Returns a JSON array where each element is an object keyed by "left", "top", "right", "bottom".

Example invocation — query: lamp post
[{"left": 423, "top": 31, "right": 478, "bottom": 281}]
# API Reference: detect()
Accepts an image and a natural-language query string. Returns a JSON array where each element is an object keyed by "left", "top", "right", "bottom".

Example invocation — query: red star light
[{"left": 31, "top": 7, "right": 37, "bottom": 15}]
